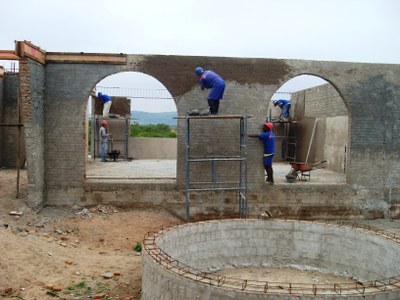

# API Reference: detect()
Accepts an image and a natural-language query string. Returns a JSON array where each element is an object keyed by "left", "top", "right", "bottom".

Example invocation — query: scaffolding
[
  {"left": 183, "top": 114, "right": 249, "bottom": 222},
  {"left": 272, "top": 121, "right": 298, "bottom": 161}
]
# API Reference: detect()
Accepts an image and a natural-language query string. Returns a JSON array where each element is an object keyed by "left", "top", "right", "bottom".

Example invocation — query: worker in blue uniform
[
  {"left": 273, "top": 99, "right": 291, "bottom": 121},
  {"left": 249, "top": 122, "right": 275, "bottom": 184},
  {"left": 195, "top": 67, "right": 226, "bottom": 115},
  {"left": 98, "top": 92, "right": 112, "bottom": 117}
]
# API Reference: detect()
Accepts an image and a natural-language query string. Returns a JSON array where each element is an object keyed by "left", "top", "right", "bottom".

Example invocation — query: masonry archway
[
  {"left": 269, "top": 74, "right": 348, "bottom": 183},
  {"left": 85, "top": 71, "right": 178, "bottom": 181}
]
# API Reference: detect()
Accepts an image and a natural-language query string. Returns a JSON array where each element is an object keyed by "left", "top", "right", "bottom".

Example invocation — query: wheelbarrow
[{"left": 285, "top": 160, "right": 327, "bottom": 182}]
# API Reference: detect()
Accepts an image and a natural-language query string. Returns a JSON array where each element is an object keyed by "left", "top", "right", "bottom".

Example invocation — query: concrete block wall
[
  {"left": 344, "top": 74, "right": 399, "bottom": 192},
  {"left": 77, "top": 181, "right": 392, "bottom": 221},
  {"left": 5, "top": 51, "right": 396, "bottom": 219},
  {"left": 0, "top": 73, "right": 26, "bottom": 168},
  {"left": 44, "top": 63, "right": 119, "bottom": 196},
  {"left": 302, "top": 83, "right": 347, "bottom": 118},
  {"left": 129, "top": 137, "right": 176, "bottom": 159},
  {"left": 287, "top": 84, "right": 348, "bottom": 172}
]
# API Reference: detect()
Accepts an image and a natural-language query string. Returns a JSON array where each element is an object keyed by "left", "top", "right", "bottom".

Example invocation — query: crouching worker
[
  {"left": 249, "top": 122, "right": 275, "bottom": 183},
  {"left": 98, "top": 92, "right": 112, "bottom": 117},
  {"left": 273, "top": 99, "right": 291, "bottom": 121}
]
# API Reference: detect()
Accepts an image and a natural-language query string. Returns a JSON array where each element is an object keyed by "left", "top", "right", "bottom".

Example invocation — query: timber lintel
[
  {"left": 15, "top": 41, "right": 46, "bottom": 64},
  {"left": 0, "top": 50, "right": 19, "bottom": 61},
  {"left": 46, "top": 52, "right": 127, "bottom": 64}
]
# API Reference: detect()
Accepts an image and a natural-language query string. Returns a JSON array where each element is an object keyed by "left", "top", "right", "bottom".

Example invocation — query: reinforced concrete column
[{"left": 19, "top": 58, "right": 46, "bottom": 211}]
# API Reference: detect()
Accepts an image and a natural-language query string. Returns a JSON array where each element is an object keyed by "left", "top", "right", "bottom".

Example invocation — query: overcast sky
[{"left": 1, "top": 0, "right": 399, "bottom": 112}]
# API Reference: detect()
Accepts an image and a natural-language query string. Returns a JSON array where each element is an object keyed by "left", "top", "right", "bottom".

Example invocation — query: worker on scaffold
[
  {"left": 98, "top": 92, "right": 112, "bottom": 117},
  {"left": 273, "top": 99, "right": 291, "bottom": 121},
  {"left": 195, "top": 66, "right": 226, "bottom": 115}
]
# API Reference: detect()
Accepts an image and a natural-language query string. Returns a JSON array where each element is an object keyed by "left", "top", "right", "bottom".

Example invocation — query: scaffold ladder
[{"left": 184, "top": 114, "right": 249, "bottom": 222}]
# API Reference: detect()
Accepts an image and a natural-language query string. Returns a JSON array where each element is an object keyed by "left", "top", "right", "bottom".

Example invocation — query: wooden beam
[
  {"left": 15, "top": 41, "right": 46, "bottom": 64},
  {"left": 0, "top": 50, "right": 19, "bottom": 60},
  {"left": 0, "top": 66, "right": 4, "bottom": 77},
  {"left": 46, "top": 52, "right": 127, "bottom": 64}
]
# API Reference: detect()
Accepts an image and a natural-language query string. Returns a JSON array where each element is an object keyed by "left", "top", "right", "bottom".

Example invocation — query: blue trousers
[{"left": 101, "top": 142, "right": 108, "bottom": 161}]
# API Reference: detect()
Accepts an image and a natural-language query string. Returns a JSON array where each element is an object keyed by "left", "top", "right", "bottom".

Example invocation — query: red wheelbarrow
[{"left": 285, "top": 160, "right": 327, "bottom": 182}]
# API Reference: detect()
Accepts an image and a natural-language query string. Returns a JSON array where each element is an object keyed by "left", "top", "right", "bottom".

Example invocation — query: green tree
[{"left": 130, "top": 124, "right": 177, "bottom": 138}]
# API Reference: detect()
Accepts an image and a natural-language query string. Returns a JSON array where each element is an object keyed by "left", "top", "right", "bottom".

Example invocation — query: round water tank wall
[{"left": 142, "top": 219, "right": 400, "bottom": 299}]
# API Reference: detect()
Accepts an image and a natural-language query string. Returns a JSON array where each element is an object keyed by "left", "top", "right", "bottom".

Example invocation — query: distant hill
[{"left": 131, "top": 111, "right": 177, "bottom": 126}]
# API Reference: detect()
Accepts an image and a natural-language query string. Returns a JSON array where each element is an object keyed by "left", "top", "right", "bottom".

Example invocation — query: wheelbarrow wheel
[{"left": 285, "top": 170, "right": 297, "bottom": 183}]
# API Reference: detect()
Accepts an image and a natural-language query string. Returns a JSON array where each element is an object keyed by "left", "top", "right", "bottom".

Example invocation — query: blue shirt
[
  {"left": 200, "top": 70, "right": 225, "bottom": 89},
  {"left": 98, "top": 93, "right": 111, "bottom": 103},
  {"left": 258, "top": 131, "right": 275, "bottom": 155},
  {"left": 275, "top": 99, "right": 290, "bottom": 108}
]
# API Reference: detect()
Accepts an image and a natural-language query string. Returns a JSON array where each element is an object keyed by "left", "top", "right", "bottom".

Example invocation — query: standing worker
[
  {"left": 249, "top": 122, "right": 275, "bottom": 184},
  {"left": 273, "top": 99, "right": 291, "bottom": 121},
  {"left": 98, "top": 92, "right": 112, "bottom": 117},
  {"left": 195, "top": 66, "right": 226, "bottom": 115},
  {"left": 100, "top": 120, "right": 112, "bottom": 162}
]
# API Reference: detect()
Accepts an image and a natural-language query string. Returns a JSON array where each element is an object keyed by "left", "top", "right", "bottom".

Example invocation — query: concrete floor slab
[{"left": 86, "top": 159, "right": 346, "bottom": 184}]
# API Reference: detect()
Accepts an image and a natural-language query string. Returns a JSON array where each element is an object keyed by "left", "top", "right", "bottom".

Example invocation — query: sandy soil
[
  {"left": 1, "top": 167, "right": 398, "bottom": 300},
  {"left": 0, "top": 168, "right": 183, "bottom": 300}
]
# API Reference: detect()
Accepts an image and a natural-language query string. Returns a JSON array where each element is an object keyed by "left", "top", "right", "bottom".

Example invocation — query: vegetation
[
  {"left": 130, "top": 124, "right": 177, "bottom": 138},
  {"left": 87, "top": 122, "right": 176, "bottom": 149},
  {"left": 133, "top": 242, "right": 142, "bottom": 253}
]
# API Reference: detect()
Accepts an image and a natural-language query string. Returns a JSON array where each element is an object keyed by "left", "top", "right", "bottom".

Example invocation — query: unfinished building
[{"left": 0, "top": 40, "right": 399, "bottom": 221}]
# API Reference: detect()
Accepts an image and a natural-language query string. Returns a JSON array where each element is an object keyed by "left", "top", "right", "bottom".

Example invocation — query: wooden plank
[
  {"left": 46, "top": 52, "right": 127, "bottom": 64},
  {"left": 15, "top": 41, "right": 46, "bottom": 64},
  {"left": 0, "top": 50, "right": 19, "bottom": 60}
]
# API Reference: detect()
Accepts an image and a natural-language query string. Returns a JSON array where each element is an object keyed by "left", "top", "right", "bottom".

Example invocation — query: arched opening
[
  {"left": 269, "top": 74, "right": 348, "bottom": 183},
  {"left": 85, "top": 71, "right": 177, "bottom": 181}
]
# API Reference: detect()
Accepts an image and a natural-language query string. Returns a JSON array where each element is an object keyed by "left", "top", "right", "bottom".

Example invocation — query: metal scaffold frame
[{"left": 184, "top": 114, "right": 249, "bottom": 222}]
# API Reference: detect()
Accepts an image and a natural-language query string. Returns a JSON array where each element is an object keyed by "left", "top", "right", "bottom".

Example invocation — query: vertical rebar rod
[
  {"left": 243, "top": 115, "right": 248, "bottom": 217},
  {"left": 16, "top": 83, "right": 21, "bottom": 198},
  {"left": 125, "top": 117, "right": 129, "bottom": 159},
  {"left": 185, "top": 114, "right": 190, "bottom": 222}
]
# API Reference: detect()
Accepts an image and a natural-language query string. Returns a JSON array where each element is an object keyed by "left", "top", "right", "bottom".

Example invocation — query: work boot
[{"left": 266, "top": 166, "right": 274, "bottom": 184}]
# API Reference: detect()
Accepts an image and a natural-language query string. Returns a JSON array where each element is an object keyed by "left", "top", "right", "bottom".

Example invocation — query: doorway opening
[
  {"left": 268, "top": 75, "right": 348, "bottom": 183},
  {"left": 85, "top": 72, "right": 177, "bottom": 181}
]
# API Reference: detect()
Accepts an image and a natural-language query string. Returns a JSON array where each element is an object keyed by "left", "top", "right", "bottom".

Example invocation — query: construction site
[{"left": 1, "top": 40, "right": 400, "bottom": 299}]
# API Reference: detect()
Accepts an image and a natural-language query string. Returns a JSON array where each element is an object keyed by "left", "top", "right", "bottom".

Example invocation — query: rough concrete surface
[{"left": 86, "top": 159, "right": 346, "bottom": 184}]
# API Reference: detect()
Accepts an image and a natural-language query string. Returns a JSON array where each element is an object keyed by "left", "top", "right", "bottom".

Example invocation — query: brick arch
[
  {"left": 285, "top": 72, "right": 350, "bottom": 111},
  {"left": 15, "top": 52, "right": 398, "bottom": 218},
  {"left": 272, "top": 73, "right": 350, "bottom": 175}
]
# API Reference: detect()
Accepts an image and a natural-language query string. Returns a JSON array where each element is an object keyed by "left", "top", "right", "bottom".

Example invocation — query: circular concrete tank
[{"left": 142, "top": 219, "right": 400, "bottom": 299}]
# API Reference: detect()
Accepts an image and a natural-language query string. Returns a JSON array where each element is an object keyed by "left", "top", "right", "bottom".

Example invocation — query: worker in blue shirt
[
  {"left": 195, "top": 67, "right": 226, "bottom": 115},
  {"left": 273, "top": 99, "right": 291, "bottom": 121},
  {"left": 249, "top": 122, "right": 275, "bottom": 183},
  {"left": 98, "top": 92, "right": 112, "bottom": 117}
]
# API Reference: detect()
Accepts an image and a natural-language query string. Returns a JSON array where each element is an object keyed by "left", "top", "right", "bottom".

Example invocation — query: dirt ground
[
  {"left": 1, "top": 167, "right": 399, "bottom": 300},
  {"left": 0, "top": 168, "right": 183, "bottom": 300}
]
